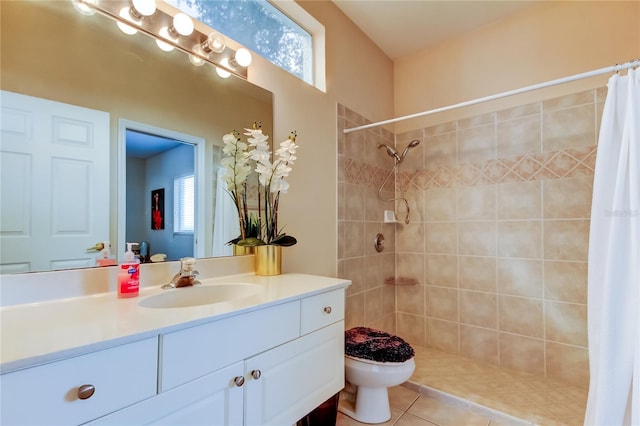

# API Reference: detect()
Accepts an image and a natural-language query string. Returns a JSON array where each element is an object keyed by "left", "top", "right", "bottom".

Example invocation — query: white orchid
[
  {"left": 222, "top": 125, "right": 298, "bottom": 247},
  {"left": 245, "top": 130, "right": 299, "bottom": 246},
  {"left": 221, "top": 128, "right": 259, "bottom": 242},
  {"left": 221, "top": 131, "right": 252, "bottom": 192}
]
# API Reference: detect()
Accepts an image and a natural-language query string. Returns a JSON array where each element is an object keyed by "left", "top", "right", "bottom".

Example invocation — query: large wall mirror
[{"left": 0, "top": 0, "right": 273, "bottom": 274}]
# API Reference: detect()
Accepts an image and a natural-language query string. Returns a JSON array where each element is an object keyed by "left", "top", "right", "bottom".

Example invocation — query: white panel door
[{"left": 0, "top": 90, "right": 110, "bottom": 273}]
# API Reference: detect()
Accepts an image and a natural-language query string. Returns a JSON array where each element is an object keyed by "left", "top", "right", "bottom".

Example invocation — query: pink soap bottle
[{"left": 118, "top": 242, "right": 140, "bottom": 298}]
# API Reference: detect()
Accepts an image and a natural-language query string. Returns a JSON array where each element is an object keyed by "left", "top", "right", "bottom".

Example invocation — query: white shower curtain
[
  {"left": 212, "top": 168, "right": 239, "bottom": 257},
  {"left": 585, "top": 68, "right": 639, "bottom": 425}
]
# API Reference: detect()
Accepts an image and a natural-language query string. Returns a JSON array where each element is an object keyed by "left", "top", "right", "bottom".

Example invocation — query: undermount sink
[{"left": 139, "top": 283, "right": 264, "bottom": 309}]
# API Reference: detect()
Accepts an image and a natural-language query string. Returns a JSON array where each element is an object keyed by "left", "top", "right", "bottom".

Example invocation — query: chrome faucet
[{"left": 162, "top": 257, "right": 201, "bottom": 289}]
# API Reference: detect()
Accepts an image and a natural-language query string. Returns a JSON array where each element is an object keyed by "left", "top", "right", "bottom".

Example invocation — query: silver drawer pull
[
  {"left": 77, "top": 384, "right": 95, "bottom": 400},
  {"left": 234, "top": 376, "right": 245, "bottom": 387},
  {"left": 323, "top": 306, "right": 332, "bottom": 314},
  {"left": 251, "top": 370, "right": 262, "bottom": 380}
]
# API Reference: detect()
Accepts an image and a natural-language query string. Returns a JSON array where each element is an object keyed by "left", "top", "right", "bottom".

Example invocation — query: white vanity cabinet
[
  {"left": 90, "top": 288, "right": 346, "bottom": 426},
  {"left": 0, "top": 337, "right": 158, "bottom": 425}
]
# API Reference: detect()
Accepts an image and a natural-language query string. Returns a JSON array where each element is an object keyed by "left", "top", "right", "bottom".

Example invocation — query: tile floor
[{"left": 337, "top": 346, "right": 588, "bottom": 426}]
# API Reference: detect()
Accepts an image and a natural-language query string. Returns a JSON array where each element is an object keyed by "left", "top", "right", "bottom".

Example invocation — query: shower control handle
[{"left": 375, "top": 233, "right": 385, "bottom": 252}]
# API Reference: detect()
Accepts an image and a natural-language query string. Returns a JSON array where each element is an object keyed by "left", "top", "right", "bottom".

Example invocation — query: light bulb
[
  {"left": 216, "top": 67, "right": 231, "bottom": 78},
  {"left": 71, "top": 0, "right": 97, "bottom": 16},
  {"left": 172, "top": 13, "right": 194, "bottom": 36},
  {"left": 189, "top": 54, "right": 205, "bottom": 66},
  {"left": 189, "top": 45, "right": 206, "bottom": 66},
  {"left": 234, "top": 48, "right": 252, "bottom": 67},
  {"left": 203, "top": 32, "right": 226, "bottom": 54},
  {"left": 156, "top": 27, "right": 175, "bottom": 52},
  {"left": 117, "top": 7, "right": 139, "bottom": 35},
  {"left": 216, "top": 59, "right": 231, "bottom": 78},
  {"left": 131, "top": 0, "right": 156, "bottom": 17}
]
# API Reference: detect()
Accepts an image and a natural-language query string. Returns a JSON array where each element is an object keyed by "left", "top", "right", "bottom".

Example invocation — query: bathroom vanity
[{"left": 0, "top": 272, "right": 349, "bottom": 425}]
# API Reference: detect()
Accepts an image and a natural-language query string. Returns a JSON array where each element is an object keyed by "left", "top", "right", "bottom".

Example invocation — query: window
[
  {"left": 167, "top": 0, "right": 324, "bottom": 89},
  {"left": 174, "top": 175, "right": 194, "bottom": 233}
]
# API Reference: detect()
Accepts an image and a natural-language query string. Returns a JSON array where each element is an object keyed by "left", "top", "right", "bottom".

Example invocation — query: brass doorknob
[
  {"left": 77, "top": 384, "right": 95, "bottom": 400},
  {"left": 234, "top": 376, "right": 245, "bottom": 387},
  {"left": 251, "top": 370, "right": 262, "bottom": 380}
]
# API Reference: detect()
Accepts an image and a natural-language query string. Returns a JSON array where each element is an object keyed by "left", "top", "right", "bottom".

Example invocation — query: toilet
[{"left": 339, "top": 327, "right": 415, "bottom": 424}]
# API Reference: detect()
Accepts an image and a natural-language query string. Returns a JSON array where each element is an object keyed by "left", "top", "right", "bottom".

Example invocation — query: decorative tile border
[
  {"left": 344, "top": 144, "right": 596, "bottom": 191},
  {"left": 407, "top": 145, "right": 596, "bottom": 191}
]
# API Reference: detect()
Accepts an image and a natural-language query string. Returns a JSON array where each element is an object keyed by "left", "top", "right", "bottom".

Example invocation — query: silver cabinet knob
[
  {"left": 77, "top": 384, "right": 95, "bottom": 400},
  {"left": 323, "top": 306, "right": 332, "bottom": 314},
  {"left": 251, "top": 370, "right": 262, "bottom": 380},
  {"left": 234, "top": 376, "right": 245, "bottom": 387}
]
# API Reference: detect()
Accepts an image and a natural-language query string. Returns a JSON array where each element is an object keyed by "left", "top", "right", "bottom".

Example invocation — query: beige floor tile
[
  {"left": 408, "top": 396, "right": 492, "bottom": 426},
  {"left": 404, "top": 346, "right": 587, "bottom": 424},
  {"left": 336, "top": 407, "right": 404, "bottom": 426},
  {"left": 488, "top": 420, "right": 533, "bottom": 426},
  {"left": 336, "top": 412, "right": 362, "bottom": 426},
  {"left": 394, "top": 412, "right": 438, "bottom": 426},
  {"left": 389, "top": 385, "right": 420, "bottom": 411}
]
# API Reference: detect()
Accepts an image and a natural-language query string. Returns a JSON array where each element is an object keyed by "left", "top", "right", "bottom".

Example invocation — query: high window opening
[{"left": 167, "top": 0, "right": 324, "bottom": 89}]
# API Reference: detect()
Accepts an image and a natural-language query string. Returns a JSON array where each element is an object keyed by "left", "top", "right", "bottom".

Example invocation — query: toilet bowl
[
  {"left": 340, "top": 355, "right": 415, "bottom": 423},
  {"left": 339, "top": 327, "right": 415, "bottom": 424}
]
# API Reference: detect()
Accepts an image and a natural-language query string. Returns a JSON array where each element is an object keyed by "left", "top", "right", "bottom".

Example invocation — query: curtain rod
[{"left": 343, "top": 59, "right": 640, "bottom": 134}]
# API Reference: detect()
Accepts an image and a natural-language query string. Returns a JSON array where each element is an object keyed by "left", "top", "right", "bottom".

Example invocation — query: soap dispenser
[
  {"left": 118, "top": 242, "right": 140, "bottom": 298},
  {"left": 96, "top": 241, "right": 116, "bottom": 267}
]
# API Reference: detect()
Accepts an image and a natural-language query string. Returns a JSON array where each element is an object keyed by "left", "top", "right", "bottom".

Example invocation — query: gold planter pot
[
  {"left": 254, "top": 245, "right": 282, "bottom": 276},
  {"left": 233, "top": 245, "right": 255, "bottom": 256}
]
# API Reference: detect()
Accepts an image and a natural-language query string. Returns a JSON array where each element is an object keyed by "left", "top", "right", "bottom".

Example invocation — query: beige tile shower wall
[
  {"left": 394, "top": 87, "right": 605, "bottom": 388},
  {"left": 338, "top": 104, "right": 397, "bottom": 333}
]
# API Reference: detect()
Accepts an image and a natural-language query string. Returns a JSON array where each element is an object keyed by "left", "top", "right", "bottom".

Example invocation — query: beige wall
[
  {"left": 382, "top": 1, "right": 638, "bottom": 385},
  {"left": 250, "top": 1, "right": 395, "bottom": 276},
  {"left": 394, "top": 1, "right": 640, "bottom": 132}
]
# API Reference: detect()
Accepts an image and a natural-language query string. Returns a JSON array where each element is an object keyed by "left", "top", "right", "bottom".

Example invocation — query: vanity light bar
[{"left": 71, "top": 0, "right": 248, "bottom": 79}]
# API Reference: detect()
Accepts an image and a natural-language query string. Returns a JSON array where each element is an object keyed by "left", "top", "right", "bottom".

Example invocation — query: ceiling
[
  {"left": 331, "top": 0, "right": 536, "bottom": 59},
  {"left": 126, "top": 130, "right": 184, "bottom": 159}
]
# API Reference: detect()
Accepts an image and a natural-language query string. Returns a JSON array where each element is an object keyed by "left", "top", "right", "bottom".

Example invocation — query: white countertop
[{"left": 0, "top": 273, "right": 350, "bottom": 373}]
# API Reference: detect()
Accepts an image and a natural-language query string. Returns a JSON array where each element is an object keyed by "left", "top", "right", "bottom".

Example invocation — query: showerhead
[
  {"left": 400, "top": 139, "right": 421, "bottom": 161},
  {"left": 378, "top": 143, "right": 401, "bottom": 162}
]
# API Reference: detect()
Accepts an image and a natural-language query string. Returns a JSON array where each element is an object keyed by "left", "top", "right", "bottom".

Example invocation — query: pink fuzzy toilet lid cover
[{"left": 345, "top": 327, "right": 414, "bottom": 363}]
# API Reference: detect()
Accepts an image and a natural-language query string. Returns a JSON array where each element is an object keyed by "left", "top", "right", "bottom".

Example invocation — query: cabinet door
[
  {"left": 88, "top": 362, "right": 244, "bottom": 426},
  {"left": 244, "top": 321, "right": 344, "bottom": 426}
]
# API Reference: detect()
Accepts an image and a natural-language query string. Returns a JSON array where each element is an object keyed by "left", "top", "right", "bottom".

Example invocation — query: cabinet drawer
[
  {"left": 0, "top": 337, "right": 158, "bottom": 425},
  {"left": 160, "top": 300, "right": 300, "bottom": 392},
  {"left": 300, "top": 289, "right": 345, "bottom": 335}
]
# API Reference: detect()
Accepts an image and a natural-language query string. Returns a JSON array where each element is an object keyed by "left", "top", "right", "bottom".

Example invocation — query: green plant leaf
[
  {"left": 226, "top": 236, "right": 241, "bottom": 246},
  {"left": 271, "top": 234, "right": 297, "bottom": 246}
]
